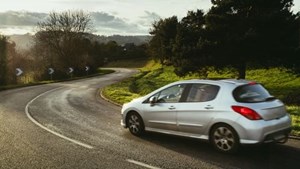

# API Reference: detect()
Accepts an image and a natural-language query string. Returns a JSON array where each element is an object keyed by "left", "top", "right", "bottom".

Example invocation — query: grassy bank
[
  {"left": 104, "top": 57, "right": 149, "bottom": 68},
  {"left": 102, "top": 60, "right": 300, "bottom": 136}
]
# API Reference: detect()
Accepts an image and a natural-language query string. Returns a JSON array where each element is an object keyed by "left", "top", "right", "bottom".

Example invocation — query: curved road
[{"left": 0, "top": 68, "right": 300, "bottom": 169}]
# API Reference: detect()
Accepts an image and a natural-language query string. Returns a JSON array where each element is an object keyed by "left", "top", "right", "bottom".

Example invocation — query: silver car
[{"left": 121, "top": 79, "right": 292, "bottom": 153}]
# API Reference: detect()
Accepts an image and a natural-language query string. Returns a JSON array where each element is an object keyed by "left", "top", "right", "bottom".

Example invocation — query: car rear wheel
[
  {"left": 210, "top": 124, "right": 239, "bottom": 153},
  {"left": 127, "top": 112, "right": 144, "bottom": 136}
]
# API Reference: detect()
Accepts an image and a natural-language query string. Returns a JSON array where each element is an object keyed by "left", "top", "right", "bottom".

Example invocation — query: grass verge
[
  {"left": 287, "top": 106, "right": 300, "bottom": 136},
  {"left": 102, "top": 60, "right": 300, "bottom": 137},
  {"left": 104, "top": 57, "right": 149, "bottom": 68}
]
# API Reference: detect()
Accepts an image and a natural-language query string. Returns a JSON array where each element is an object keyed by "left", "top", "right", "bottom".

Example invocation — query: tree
[
  {"left": 149, "top": 16, "right": 178, "bottom": 64},
  {"left": 0, "top": 34, "right": 31, "bottom": 85},
  {"left": 35, "top": 10, "right": 92, "bottom": 77},
  {"left": 205, "top": 0, "right": 299, "bottom": 78},
  {"left": 171, "top": 10, "right": 210, "bottom": 77},
  {"left": 149, "top": 1, "right": 299, "bottom": 79},
  {"left": 0, "top": 35, "right": 8, "bottom": 85},
  {"left": 287, "top": 16, "right": 300, "bottom": 74}
]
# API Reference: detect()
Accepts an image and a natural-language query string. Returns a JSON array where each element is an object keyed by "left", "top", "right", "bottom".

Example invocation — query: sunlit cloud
[
  {"left": 0, "top": 11, "right": 150, "bottom": 35},
  {"left": 0, "top": 26, "right": 35, "bottom": 35},
  {"left": 91, "top": 12, "right": 147, "bottom": 35},
  {"left": 0, "top": 0, "right": 299, "bottom": 35}
]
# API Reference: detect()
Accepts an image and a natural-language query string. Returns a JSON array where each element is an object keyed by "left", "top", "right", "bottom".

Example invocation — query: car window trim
[
  {"left": 183, "top": 83, "right": 220, "bottom": 103},
  {"left": 142, "top": 83, "right": 191, "bottom": 104}
]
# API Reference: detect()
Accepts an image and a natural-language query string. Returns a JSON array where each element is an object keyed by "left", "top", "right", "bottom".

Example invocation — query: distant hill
[
  {"left": 9, "top": 33, "right": 152, "bottom": 51},
  {"left": 9, "top": 34, "right": 34, "bottom": 51},
  {"left": 88, "top": 34, "right": 152, "bottom": 45}
]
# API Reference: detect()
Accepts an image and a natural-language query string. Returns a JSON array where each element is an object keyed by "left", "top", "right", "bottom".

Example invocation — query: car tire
[
  {"left": 210, "top": 124, "right": 239, "bottom": 153},
  {"left": 127, "top": 112, "right": 144, "bottom": 136}
]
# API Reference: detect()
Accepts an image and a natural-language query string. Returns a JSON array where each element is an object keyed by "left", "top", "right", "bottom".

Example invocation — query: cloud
[
  {"left": 0, "top": 11, "right": 47, "bottom": 35},
  {"left": 137, "top": 11, "right": 161, "bottom": 28},
  {"left": 0, "top": 11, "right": 47, "bottom": 26},
  {"left": 90, "top": 12, "right": 148, "bottom": 35},
  {"left": 0, "top": 11, "right": 151, "bottom": 35},
  {"left": 142, "top": 11, "right": 161, "bottom": 21},
  {"left": 0, "top": 26, "right": 35, "bottom": 35}
]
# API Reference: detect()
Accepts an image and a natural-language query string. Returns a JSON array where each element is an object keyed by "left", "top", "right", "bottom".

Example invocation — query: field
[{"left": 102, "top": 60, "right": 300, "bottom": 136}]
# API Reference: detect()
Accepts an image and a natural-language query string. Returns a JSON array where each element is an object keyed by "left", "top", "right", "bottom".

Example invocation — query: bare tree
[{"left": 35, "top": 10, "right": 92, "bottom": 76}]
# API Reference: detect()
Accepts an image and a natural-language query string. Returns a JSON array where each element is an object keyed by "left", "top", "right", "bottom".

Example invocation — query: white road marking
[
  {"left": 126, "top": 159, "right": 161, "bottom": 169},
  {"left": 25, "top": 87, "right": 94, "bottom": 149}
]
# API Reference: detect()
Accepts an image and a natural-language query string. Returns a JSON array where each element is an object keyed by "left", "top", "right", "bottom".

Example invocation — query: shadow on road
[{"left": 139, "top": 132, "right": 300, "bottom": 169}]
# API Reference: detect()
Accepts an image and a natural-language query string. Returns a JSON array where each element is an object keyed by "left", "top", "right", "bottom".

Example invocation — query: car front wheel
[
  {"left": 210, "top": 124, "right": 239, "bottom": 153},
  {"left": 127, "top": 112, "right": 144, "bottom": 136}
]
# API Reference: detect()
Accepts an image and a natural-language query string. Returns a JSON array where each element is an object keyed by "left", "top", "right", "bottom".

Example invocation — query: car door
[
  {"left": 142, "top": 84, "right": 187, "bottom": 131},
  {"left": 176, "top": 83, "right": 220, "bottom": 135}
]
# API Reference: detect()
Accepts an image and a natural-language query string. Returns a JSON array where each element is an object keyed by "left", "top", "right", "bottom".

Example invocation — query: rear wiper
[{"left": 265, "top": 96, "right": 276, "bottom": 101}]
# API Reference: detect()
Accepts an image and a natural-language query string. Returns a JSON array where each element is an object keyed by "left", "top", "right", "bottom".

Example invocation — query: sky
[{"left": 0, "top": 0, "right": 300, "bottom": 36}]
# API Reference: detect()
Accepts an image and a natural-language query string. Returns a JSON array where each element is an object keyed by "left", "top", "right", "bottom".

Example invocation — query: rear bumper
[
  {"left": 237, "top": 114, "right": 292, "bottom": 144},
  {"left": 263, "top": 127, "right": 291, "bottom": 143}
]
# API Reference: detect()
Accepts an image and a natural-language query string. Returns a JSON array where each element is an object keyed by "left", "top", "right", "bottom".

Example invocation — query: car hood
[{"left": 123, "top": 96, "right": 145, "bottom": 107}]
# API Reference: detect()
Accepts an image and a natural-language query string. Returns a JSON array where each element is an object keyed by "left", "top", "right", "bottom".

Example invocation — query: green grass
[
  {"left": 287, "top": 106, "right": 300, "bottom": 136},
  {"left": 103, "top": 60, "right": 300, "bottom": 136},
  {"left": 102, "top": 79, "right": 140, "bottom": 104},
  {"left": 104, "top": 58, "right": 149, "bottom": 68}
]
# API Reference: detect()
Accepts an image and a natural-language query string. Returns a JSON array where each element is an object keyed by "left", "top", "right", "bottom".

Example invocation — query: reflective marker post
[
  {"left": 48, "top": 68, "right": 54, "bottom": 81},
  {"left": 15, "top": 68, "right": 23, "bottom": 83},
  {"left": 16, "top": 68, "right": 23, "bottom": 77},
  {"left": 85, "top": 66, "right": 89, "bottom": 76},
  {"left": 69, "top": 67, "right": 74, "bottom": 79}
]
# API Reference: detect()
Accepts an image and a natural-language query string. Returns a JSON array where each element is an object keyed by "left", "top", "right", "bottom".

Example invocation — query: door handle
[
  {"left": 168, "top": 106, "right": 176, "bottom": 110},
  {"left": 205, "top": 105, "right": 214, "bottom": 110}
]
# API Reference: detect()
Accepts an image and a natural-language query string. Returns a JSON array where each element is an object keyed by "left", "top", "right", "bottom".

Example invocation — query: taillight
[
  {"left": 232, "top": 106, "right": 262, "bottom": 120},
  {"left": 248, "top": 81, "right": 257, "bottom": 85}
]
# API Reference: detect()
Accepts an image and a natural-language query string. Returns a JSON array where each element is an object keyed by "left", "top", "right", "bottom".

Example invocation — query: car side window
[
  {"left": 186, "top": 84, "right": 219, "bottom": 102},
  {"left": 154, "top": 84, "right": 186, "bottom": 103}
]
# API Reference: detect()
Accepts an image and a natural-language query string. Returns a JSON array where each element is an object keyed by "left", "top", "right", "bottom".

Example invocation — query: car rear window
[{"left": 233, "top": 84, "right": 273, "bottom": 103}]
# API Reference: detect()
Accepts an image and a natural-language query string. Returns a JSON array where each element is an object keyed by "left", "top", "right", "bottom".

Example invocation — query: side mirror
[{"left": 149, "top": 96, "right": 157, "bottom": 106}]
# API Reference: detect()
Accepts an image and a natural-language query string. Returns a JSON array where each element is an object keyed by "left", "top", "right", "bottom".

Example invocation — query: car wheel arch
[
  {"left": 209, "top": 122, "right": 241, "bottom": 153},
  {"left": 209, "top": 122, "right": 240, "bottom": 141},
  {"left": 126, "top": 110, "right": 145, "bottom": 136},
  {"left": 126, "top": 110, "right": 145, "bottom": 128}
]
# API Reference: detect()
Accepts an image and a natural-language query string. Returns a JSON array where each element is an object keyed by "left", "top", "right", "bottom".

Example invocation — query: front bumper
[{"left": 121, "top": 119, "right": 127, "bottom": 128}]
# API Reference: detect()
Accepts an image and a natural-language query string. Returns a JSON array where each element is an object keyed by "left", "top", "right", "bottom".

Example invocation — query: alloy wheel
[
  {"left": 127, "top": 113, "right": 144, "bottom": 136},
  {"left": 211, "top": 125, "right": 239, "bottom": 153}
]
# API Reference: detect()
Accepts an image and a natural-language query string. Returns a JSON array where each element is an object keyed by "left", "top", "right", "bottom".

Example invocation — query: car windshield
[{"left": 233, "top": 84, "right": 274, "bottom": 103}]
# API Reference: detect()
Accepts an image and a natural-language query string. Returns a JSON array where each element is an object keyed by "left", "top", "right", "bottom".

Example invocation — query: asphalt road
[{"left": 0, "top": 68, "right": 300, "bottom": 169}]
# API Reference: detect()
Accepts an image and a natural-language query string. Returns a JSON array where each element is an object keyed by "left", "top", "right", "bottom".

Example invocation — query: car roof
[
  {"left": 144, "top": 79, "right": 258, "bottom": 98},
  {"left": 174, "top": 79, "right": 256, "bottom": 86}
]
